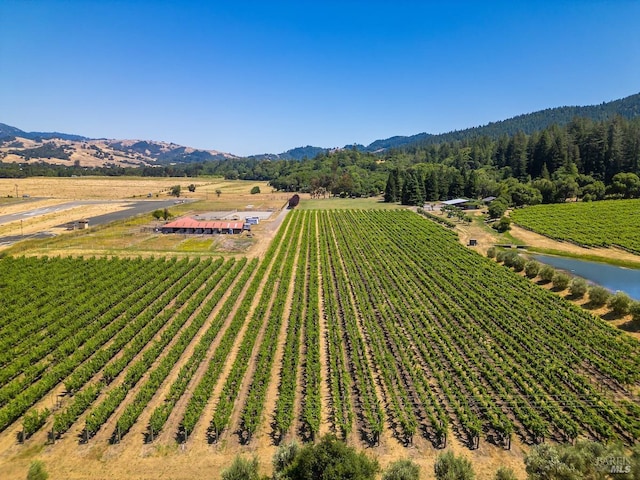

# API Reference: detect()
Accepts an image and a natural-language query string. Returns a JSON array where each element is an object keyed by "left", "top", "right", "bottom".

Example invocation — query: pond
[{"left": 531, "top": 253, "right": 640, "bottom": 300}]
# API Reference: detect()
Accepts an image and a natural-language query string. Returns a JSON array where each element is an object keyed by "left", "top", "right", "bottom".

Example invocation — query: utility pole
[{"left": 15, "top": 184, "right": 18, "bottom": 198}]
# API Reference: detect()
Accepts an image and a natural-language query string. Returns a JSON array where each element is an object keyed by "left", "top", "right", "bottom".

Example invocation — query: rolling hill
[
  {"left": 2, "top": 91, "right": 639, "bottom": 166},
  {"left": 0, "top": 124, "right": 236, "bottom": 168}
]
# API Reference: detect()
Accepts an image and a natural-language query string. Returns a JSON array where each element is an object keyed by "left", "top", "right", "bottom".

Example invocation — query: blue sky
[{"left": 1, "top": 1, "right": 639, "bottom": 156}]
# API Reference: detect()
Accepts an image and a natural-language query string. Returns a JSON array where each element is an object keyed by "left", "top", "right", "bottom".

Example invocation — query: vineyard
[
  {"left": 510, "top": 199, "right": 640, "bottom": 253},
  {"left": 1, "top": 209, "right": 639, "bottom": 465}
]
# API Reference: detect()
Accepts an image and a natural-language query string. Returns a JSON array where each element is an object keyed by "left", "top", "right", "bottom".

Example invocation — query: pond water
[{"left": 531, "top": 253, "right": 640, "bottom": 300}]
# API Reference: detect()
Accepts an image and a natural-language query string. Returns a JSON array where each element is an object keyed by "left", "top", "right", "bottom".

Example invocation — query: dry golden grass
[
  {"left": 0, "top": 177, "right": 273, "bottom": 200},
  {"left": 0, "top": 177, "right": 285, "bottom": 256}
]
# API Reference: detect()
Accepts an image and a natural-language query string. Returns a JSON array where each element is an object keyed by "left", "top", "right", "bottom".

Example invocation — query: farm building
[
  {"left": 161, "top": 217, "right": 245, "bottom": 234},
  {"left": 440, "top": 198, "right": 479, "bottom": 210}
]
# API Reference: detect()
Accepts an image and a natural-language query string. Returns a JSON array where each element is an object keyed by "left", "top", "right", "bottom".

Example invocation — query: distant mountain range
[
  {"left": 245, "top": 92, "right": 640, "bottom": 160},
  {"left": 0, "top": 124, "right": 237, "bottom": 168},
  {"left": 2, "top": 92, "right": 639, "bottom": 166}
]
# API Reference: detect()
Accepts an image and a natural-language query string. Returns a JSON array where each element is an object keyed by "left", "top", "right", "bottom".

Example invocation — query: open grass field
[
  {"left": 0, "top": 177, "right": 288, "bottom": 257},
  {"left": 1, "top": 209, "right": 639, "bottom": 480}
]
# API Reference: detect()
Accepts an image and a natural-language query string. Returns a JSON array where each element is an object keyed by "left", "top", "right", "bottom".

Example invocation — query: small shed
[{"left": 468, "top": 239, "right": 478, "bottom": 246}]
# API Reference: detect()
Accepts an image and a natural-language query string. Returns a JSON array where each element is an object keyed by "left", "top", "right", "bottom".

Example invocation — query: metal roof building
[
  {"left": 440, "top": 198, "right": 470, "bottom": 206},
  {"left": 161, "top": 217, "right": 245, "bottom": 234}
]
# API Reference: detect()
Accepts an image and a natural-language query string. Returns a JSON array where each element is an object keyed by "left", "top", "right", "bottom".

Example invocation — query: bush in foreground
[
  {"left": 630, "top": 301, "right": 640, "bottom": 323},
  {"left": 434, "top": 451, "right": 475, "bottom": 480},
  {"left": 382, "top": 459, "right": 420, "bottom": 480},
  {"left": 494, "top": 466, "right": 517, "bottom": 480},
  {"left": 525, "top": 441, "right": 640, "bottom": 480},
  {"left": 273, "top": 441, "right": 300, "bottom": 478},
  {"left": 281, "top": 434, "right": 379, "bottom": 480},
  {"left": 27, "top": 461, "right": 48, "bottom": 480},
  {"left": 221, "top": 456, "right": 265, "bottom": 480},
  {"left": 486, "top": 246, "right": 496, "bottom": 259}
]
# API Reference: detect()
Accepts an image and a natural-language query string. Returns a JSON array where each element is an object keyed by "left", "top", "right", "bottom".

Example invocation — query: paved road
[
  {"left": 0, "top": 199, "right": 192, "bottom": 247},
  {"left": 0, "top": 201, "right": 98, "bottom": 225},
  {"left": 57, "top": 200, "right": 187, "bottom": 228}
]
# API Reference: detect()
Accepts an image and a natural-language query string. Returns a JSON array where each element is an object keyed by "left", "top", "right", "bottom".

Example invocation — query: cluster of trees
[
  {"left": 2, "top": 116, "right": 639, "bottom": 206},
  {"left": 385, "top": 162, "right": 640, "bottom": 211},
  {"left": 383, "top": 116, "right": 640, "bottom": 207},
  {"left": 5, "top": 142, "right": 71, "bottom": 161},
  {"left": 221, "top": 436, "right": 640, "bottom": 480}
]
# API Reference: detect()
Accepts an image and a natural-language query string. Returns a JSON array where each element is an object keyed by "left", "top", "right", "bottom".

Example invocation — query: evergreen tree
[{"left": 384, "top": 170, "right": 400, "bottom": 203}]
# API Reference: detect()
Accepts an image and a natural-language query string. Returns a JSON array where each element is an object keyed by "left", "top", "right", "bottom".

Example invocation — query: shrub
[
  {"left": 608, "top": 291, "right": 631, "bottom": 316},
  {"left": 282, "top": 434, "right": 379, "bottom": 480},
  {"left": 27, "top": 461, "right": 48, "bottom": 480},
  {"left": 382, "top": 459, "right": 420, "bottom": 480},
  {"left": 539, "top": 265, "right": 555, "bottom": 283},
  {"left": 569, "top": 278, "right": 588, "bottom": 298},
  {"left": 488, "top": 198, "right": 509, "bottom": 219},
  {"left": 221, "top": 456, "right": 262, "bottom": 480},
  {"left": 495, "top": 250, "right": 506, "bottom": 263},
  {"left": 511, "top": 255, "right": 526, "bottom": 272},
  {"left": 552, "top": 272, "right": 571, "bottom": 290},
  {"left": 588, "top": 285, "right": 611, "bottom": 307},
  {"left": 503, "top": 251, "right": 519, "bottom": 267},
  {"left": 525, "top": 260, "right": 540, "bottom": 278},
  {"left": 492, "top": 216, "right": 511, "bottom": 233},
  {"left": 250, "top": 186, "right": 261, "bottom": 194},
  {"left": 494, "top": 466, "right": 517, "bottom": 480},
  {"left": 434, "top": 451, "right": 475, "bottom": 480},
  {"left": 486, "top": 246, "right": 496, "bottom": 259},
  {"left": 630, "top": 301, "right": 640, "bottom": 322},
  {"left": 273, "top": 441, "right": 300, "bottom": 476}
]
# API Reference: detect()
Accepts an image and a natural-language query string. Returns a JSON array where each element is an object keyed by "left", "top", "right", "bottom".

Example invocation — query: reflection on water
[{"left": 531, "top": 254, "right": 640, "bottom": 300}]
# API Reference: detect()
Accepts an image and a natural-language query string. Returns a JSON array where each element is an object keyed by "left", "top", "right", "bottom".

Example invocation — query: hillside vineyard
[
  {"left": 1, "top": 210, "right": 639, "bottom": 450},
  {"left": 510, "top": 199, "right": 640, "bottom": 253}
]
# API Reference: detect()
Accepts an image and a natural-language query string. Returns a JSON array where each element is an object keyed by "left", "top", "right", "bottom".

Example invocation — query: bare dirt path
[{"left": 247, "top": 207, "right": 289, "bottom": 259}]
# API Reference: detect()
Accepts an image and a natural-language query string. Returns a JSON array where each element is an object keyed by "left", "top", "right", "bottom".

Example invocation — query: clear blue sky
[{"left": 1, "top": 1, "right": 639, "bottom": 156}]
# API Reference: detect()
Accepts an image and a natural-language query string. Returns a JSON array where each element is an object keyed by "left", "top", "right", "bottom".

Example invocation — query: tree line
[{"left": 1, "top": 116, "right": 639, "bottom": 204}]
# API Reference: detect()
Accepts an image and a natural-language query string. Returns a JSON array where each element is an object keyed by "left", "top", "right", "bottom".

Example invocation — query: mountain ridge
[
  {"left": 0, "top": 124, "right": 237, "bottom": 167},
  {"left": 2, "top": 91, "right": 639, "bottom": 165},
  {"left": 248, "top": 92, "right": 640, "bottom": 159}
]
